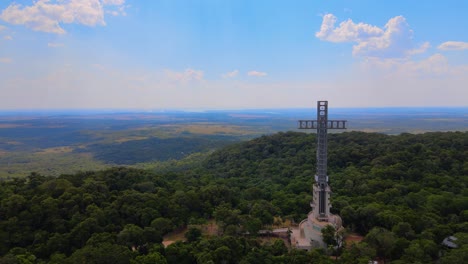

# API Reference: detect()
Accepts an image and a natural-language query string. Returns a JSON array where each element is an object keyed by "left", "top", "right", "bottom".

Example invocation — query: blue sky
[{"left": 0, "top": 0, "right": 467, "bottom": 109}]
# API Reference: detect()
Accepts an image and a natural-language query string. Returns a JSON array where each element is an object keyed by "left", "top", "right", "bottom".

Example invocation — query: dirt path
[{"left": 162, "top": 220, "right": 220, "bottom": 247}]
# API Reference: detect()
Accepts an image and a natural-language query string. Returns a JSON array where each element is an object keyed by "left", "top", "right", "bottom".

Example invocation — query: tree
[
  {"left": 165, "top": 241, "right": 195, "bottom": 264},
  {"left": 117, "top": 224, "right": 144, "bottom": 249},
  {"left": 242, "top": 216, "right": 262, "bottom": 235},
  {"left": 131, "top": 252, "right": 167, "bottom": 264},
  {"left": 2, "top": 248, "right": 37, "bottom": 264},
  {"left": 213, "top": 204, "right": 240, "bottom": 233},
  {"left": 269, "top": 239, "right": 288, "bottom": 256},
  {"left": 392, "top": 222, "right": 415, "bottom": 240},
  {"left": 66, "top": 243, "right": 133, "bottom": 264},
  {"left": 185, "top": 227, "right": 202, "bottom": 242},
  {"left": 151, "top": 217, "right": 174, "bottom": 236},
  {"left": 400, "top": 239, "right": 437, "bottom": 263},
  {"left": 321, "top": 225, "right": 346, "bottom": 258},
  {"left": 441, "top": 244, "right": 468, "bottom": 264},
  {"left": 0, "top": 131, "right": 467, "bottom": 263},
  {"left": 239, "top": 248, "right": 274, "bottom": 264},
  {"left": 365, "top": 227, "right": 396, "bottom": 263},
  {"left": 340, "top": 242, "right": 376, "bottom": 264},
  {"left": 321, "top": 225, "right": 337, "bottom": 247}
]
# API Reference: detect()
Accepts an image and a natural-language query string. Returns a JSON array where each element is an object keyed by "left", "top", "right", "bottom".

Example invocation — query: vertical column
[
  {"left": 316, "top": 101, "right": 328, "bottom": 218},
  {"left": 316, "top": 101, "right": 328, "bottom": 183}
]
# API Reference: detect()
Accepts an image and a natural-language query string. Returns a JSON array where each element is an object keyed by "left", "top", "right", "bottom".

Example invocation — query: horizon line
[{"left": 0, "top": 106, "right": 467, "bottom": 114}]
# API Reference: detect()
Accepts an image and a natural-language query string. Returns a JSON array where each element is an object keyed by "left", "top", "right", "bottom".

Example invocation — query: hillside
[
  {"left": 0, "top": 131, "right": 467, "bottom": 263},
  {"left": 77, "top": 135, "right": 238, "bottom": 165},
  {"left": 1, "top": 108, "right": 467, "bottom": 178}
]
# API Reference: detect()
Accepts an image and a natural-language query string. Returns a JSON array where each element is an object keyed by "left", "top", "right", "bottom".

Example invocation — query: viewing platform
[{"left": 291, "top": 211, "right": 342, "bottom": 250}]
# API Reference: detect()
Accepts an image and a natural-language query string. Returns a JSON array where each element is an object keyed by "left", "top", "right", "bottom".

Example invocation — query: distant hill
[
  {"left": 79, "top": 135, "right": 239, "bottom": 165},
  {"left": 0, "top": 131, "right": 467, "bottom": 263},
  {"left": 204, "top": 131, "right": 468, "bottom": 232}
]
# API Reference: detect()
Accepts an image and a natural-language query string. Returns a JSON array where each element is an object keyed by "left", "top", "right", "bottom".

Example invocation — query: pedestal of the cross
[
  {"left": 291, "top": 210, "right": 343, "bottom": 249},
  {"left": 311, "top": 183, "right": 332, "bottom": 221},
  {"left": 290, "top": 101, "right": 346, "bottom": 250}
]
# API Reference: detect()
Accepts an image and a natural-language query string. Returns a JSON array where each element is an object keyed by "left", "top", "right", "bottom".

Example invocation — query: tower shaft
[
  {"left": 298, "top": 101, "right": 346, "bottom": 222},
  {"left": 317, "top": 101, "right": 329, "bottom": 218}
]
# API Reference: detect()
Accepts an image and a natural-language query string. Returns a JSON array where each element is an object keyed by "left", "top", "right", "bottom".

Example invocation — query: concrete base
[{"left": 290, "top": 211, "right": 342, "bottom": 250}]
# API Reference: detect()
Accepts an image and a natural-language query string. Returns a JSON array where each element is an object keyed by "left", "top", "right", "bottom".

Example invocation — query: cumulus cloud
[
  {"left": 0, "top": 25, "right": 6, "bottom": 31},
  {"left": 351, "top": 54, "right": 468, "bottom": 107},
  {"left": 248, "top": 71, "right": 267, "bottom": 77},
  {"left": 438, "top": 41, "right": 468, "bottom": 51},
  {"left": 166, "top": 68, "right": 204, "bottom": 83},
  {"left": 360, "top": 53, "right": 468, "bottom": 79},
  {"left": 316, "top": 14, "right": 429, "bottom": 58},
  {"left": 105, "top": 2, "right": 127, "bottom": 16},
  {"left": 101, "top": 0, "right": 125, "bottom": 5},
  {"left": 222, "top": 70, "right": 239, "bottom": 78},
  {"left": 406, "top": 42, "right": 430, "bottom": 56},
  {"left": 1, "top": 59, "right": 466, "bottom": 109},
  {"left": 106, "top": 7, "right": 126, "bottom": 16},
  {"left": 0, "top": 57, "right": 12, "bottom": 63},
  {"left": 316, "top": 14, "right": 382, "bottom": 43},
  {"left": 4, "top": 35, "right": 12, "bottom": 40},
  {"left": 407, "top": 54, "right": 450, "bottom": 75},
  {"left": 0, "top": 0, "right": 126, "bottom": 34}
]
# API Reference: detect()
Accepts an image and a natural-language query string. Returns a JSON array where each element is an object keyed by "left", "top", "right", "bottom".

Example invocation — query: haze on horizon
[{"left": 0, "top": 0, "right": 467, "bottom": 110}]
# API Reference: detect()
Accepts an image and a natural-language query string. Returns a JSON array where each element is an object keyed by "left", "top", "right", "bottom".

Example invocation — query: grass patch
[
  {"left": 0, "top": 152, "right": 109, "bottom": 178},
  {"left": 162, "top": 227, "right": 188, "bottom": 247},
  {"left": 36, "top": 146, "right": 74, "bottom": 154},
  {"left": 172, "top": 124, "right": 253, "bottom": 135}
]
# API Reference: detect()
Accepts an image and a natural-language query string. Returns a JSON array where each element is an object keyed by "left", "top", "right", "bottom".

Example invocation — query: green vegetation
[
  {"left": 80, "top": 135, "right": 238, "bottom": 165},
  {"left": 1, "top": 109, "right": 467, "bottom": 178},
  {"left": 0, "top": 121, "right": 251, "bottom": 178},
  {"left": 0, "top": 131, "right": 467, "bottom": 263},
  {"left": 0, "top": 151, "right": 108, "bottom": 178}
]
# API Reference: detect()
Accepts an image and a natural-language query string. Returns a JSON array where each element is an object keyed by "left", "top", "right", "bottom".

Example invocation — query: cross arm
[{"left": 298, "top": 120, "right": 347, "bottom": 129}]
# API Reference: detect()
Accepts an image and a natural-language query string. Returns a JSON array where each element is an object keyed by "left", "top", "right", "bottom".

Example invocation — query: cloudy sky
[{"left": 0, "top": 0, "right": 467, "bottom": 109}]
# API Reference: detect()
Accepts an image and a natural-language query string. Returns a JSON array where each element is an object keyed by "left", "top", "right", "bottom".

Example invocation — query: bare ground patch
[
  {"left": 162, "top": 227, "right": 188, "bottom": 247},
  {"left": 345, "top": 233, "right": 364, "bottom": 247}
]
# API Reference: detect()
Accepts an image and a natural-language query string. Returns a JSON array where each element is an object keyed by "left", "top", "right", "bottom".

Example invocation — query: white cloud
[
  {"left": 248, "top": 70, "right": 267, "bottom": 77},
  {"left": 105, "top": 3, "right": 127, "bottom": 16},
  {"left": 48, "top": 42, "right": 64, "bottom": 48},
  {"left": 316, "top": 14, "right": 429, "bottom": 58},
  {"left": 362, "top": 54, "right": 455, "bottom": 77},
  {"left": 348, "top": 54, "right": 468, "bottom": 107},
  {"left": 316, "top": 14, "right": 383, "bottom": 43},
  {"left": 406, "top": 42, "right": 430, "bottom": 56},
  {"left": 106, "top": 10, "right": 120, "bottom": 16},
  {"left": 0, "top": 25, "right": 6, "bottom": 31},
  {"left": 222, "top": 70, "right": 239, "bottom": 78},
  {"left": 101, "top": 0, "right": 125, "bottom": 5},
  {"left": 438, "top": 41, "right": 468, "bottom": 51},
  {"left": 0, "top": 59, "right": 466, "bottom": 109},
  {"left": 4, "top": 35, "right": 12, "bottom": 40},
  {"left": 166, "top": 68, "right": 204, "bottom": 83},
  {"left": 0, "top": 57, "right": 12, "bottom": 63},
  {"left": 0, "top": 0, "right": 126, "bottom": 34},
  {"left": 316, "top": 13, "right": 466, "bottom": 106}
]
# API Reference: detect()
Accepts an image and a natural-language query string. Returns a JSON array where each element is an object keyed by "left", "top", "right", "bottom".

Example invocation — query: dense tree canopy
[{"left": 0, "top": 131, "right": 467, "bottom": 263}]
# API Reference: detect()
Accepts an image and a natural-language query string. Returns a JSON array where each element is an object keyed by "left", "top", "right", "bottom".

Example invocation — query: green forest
[{"left": 0, "top": 131, "right": 467, "bottom": 263}]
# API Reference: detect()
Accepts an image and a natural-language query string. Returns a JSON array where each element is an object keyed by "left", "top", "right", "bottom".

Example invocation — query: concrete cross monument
[{"left": 291, "top": 101, "right": 347, "bottom": 249}]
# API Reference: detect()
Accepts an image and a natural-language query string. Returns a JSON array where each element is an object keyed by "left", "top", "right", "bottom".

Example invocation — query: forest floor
[
  {"left": 162, "top": 221, "right": 363, "bottom": 249},
  {"left": 162, "top": 220, "right": 220, "bottom": 247},
  {"left": 344, "top": 233, "right": 364, "bottom": 247},
  {"left": 162, "top": 227, "right": 188, "bottom": 247},
  {"left": 200, "top": 220, "right": 219, "bottom": 236}
]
